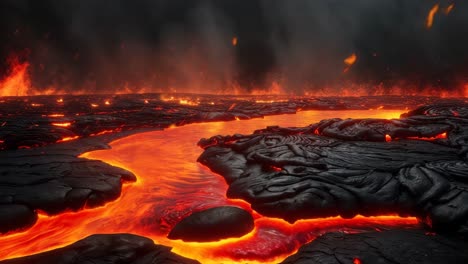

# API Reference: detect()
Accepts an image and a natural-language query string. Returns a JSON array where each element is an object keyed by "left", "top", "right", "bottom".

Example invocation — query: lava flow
[{"left": 0, "top": 110, "right": 418, "bottom": 263}]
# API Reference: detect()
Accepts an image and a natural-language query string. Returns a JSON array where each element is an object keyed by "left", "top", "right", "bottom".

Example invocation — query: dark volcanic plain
[{"left": 0, "top": 94, "right": 467, "bottom": 264}]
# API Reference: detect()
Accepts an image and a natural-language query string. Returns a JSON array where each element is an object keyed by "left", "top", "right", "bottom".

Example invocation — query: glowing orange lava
[
  {"left": 0, "top": 110, "right": 418, "bottom": 263},
  {"left": 57, "top": 136, "right": 80, "bottom": 143}
]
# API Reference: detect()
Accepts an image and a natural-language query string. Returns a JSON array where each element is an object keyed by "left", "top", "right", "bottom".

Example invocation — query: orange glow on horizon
[{"left": 0, "top": 109, "right": 418, "bottom": 263}]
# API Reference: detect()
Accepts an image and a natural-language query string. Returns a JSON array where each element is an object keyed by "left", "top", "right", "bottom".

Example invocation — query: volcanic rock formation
[
  {"left": 0, "top": 234, "right": 200, "bottom": 264},
  {"left": 198, "top": 103, "right": 468, "bottom": 233},
  {"left": 0, "top": 147, "right": 136, "bottom": 233},
  {"left": 168, "top": 206, "right": 254, "bottom": 242},
  {"left": 281, "top": 229, "right": 468, "bottom": 264}
]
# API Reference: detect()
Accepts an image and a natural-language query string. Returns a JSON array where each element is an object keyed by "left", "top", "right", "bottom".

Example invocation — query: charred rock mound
[
  {"left": 281, "top": 229, "right": 468, "bottom": 264},
  {"left": 0, "top": 149, "right": 136, "bottom": 233},
  {"left": 0, "top": 234, "right": 199, "bottom": 264},
  {"left": 168, "top": 206, "right": 254, "bottom": 242}
]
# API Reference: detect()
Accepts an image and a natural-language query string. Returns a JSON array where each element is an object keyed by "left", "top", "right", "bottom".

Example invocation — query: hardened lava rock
[
  {"left": 0, "top": 234, "right": 199, "bottom": 264},
  {"left": 198, "top": 103, "right": 468, "bottom": 233},
  {"left": 281, "top": 230, "right": 468, "bottom": 264},
  {"left": 0, "top": 147, "right": 136, "bottom": 234},
  {"left": 168, "top": 206, "right": 254, "bottom": 242}
]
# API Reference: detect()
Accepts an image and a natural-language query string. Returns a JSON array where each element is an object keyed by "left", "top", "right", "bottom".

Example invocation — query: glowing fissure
[
  {"left": 0, "top": 110, "right": 418, "bottom": 263},
  {"left": 385, "top": 132, "right": 447, "bottom": 142}
]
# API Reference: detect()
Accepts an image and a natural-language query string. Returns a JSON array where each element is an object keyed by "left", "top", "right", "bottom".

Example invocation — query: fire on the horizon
[{"left": 0, "top": 109, "right": 421, "bottom": 264}]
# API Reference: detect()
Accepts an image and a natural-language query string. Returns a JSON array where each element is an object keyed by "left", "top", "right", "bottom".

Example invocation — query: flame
[
  {"left": 0, "top": 56, "right": 31, "bottom": 96},
  {"left": 104, "top": 100, "right": 111, "bottom": 105},
  {"left": 0, "top": 109, "right": 416, "bottom": 263},
  {"left": 90, "top": 103, "right": 99, "bottom": 108},
  {"left": 344, "top": 53, "right": 357, "bottom": 73},
  {"left": 0, "top": 51, "right": 465, "bottom": 98},
  {"left": 232, "top": 37, "right": 238, "bottom": 46},
  {"left": 426, "top": 4, "right": 439, "bottom": 29}
]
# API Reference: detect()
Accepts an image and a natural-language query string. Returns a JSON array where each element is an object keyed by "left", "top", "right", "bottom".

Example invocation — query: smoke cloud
[{"left": 0, "top": 0, "right": 467, "bottom": 95}]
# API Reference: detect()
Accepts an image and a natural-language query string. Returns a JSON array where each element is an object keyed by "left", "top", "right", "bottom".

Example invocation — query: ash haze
[{"left": 0, "top": 0, "right": 467, "bottom": 95}]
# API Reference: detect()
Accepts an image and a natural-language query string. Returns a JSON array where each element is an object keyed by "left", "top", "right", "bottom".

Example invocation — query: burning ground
[{"left": 0, "top": 94, "right": 467, "bottom": 263}]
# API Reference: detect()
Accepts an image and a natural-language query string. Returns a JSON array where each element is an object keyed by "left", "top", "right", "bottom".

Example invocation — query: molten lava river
[{"left": 0, "top": 110, "right": 419, "bottom": 263}]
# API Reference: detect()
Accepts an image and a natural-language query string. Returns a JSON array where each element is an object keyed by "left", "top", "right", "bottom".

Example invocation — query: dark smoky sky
[{"left": 0, "top": 0, "right": 467, "bottom": 94}]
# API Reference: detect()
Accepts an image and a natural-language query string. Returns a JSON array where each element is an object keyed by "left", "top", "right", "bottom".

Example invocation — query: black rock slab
[
  {"left": 198, "top": 103, "right": 468, "bottom": 233},
  {"left": 0, "top": 204, "right": 37, "bottom": 233},
  {"left": 168, "top": 206, "right": 254, "bottom": 242},
  {"left": 281, "top": 229, "right": 468, "bottom": 264},
  {"left": 0, "top": 147, "right": 136, "bottom": 234},
  {"left": 0, "top": 233, "right": 199, "bottom": 264}
]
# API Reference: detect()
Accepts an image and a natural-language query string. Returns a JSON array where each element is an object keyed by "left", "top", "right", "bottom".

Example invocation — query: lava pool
[{"left": 0, "top": 109, "right": 419, "bottom": 264}]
